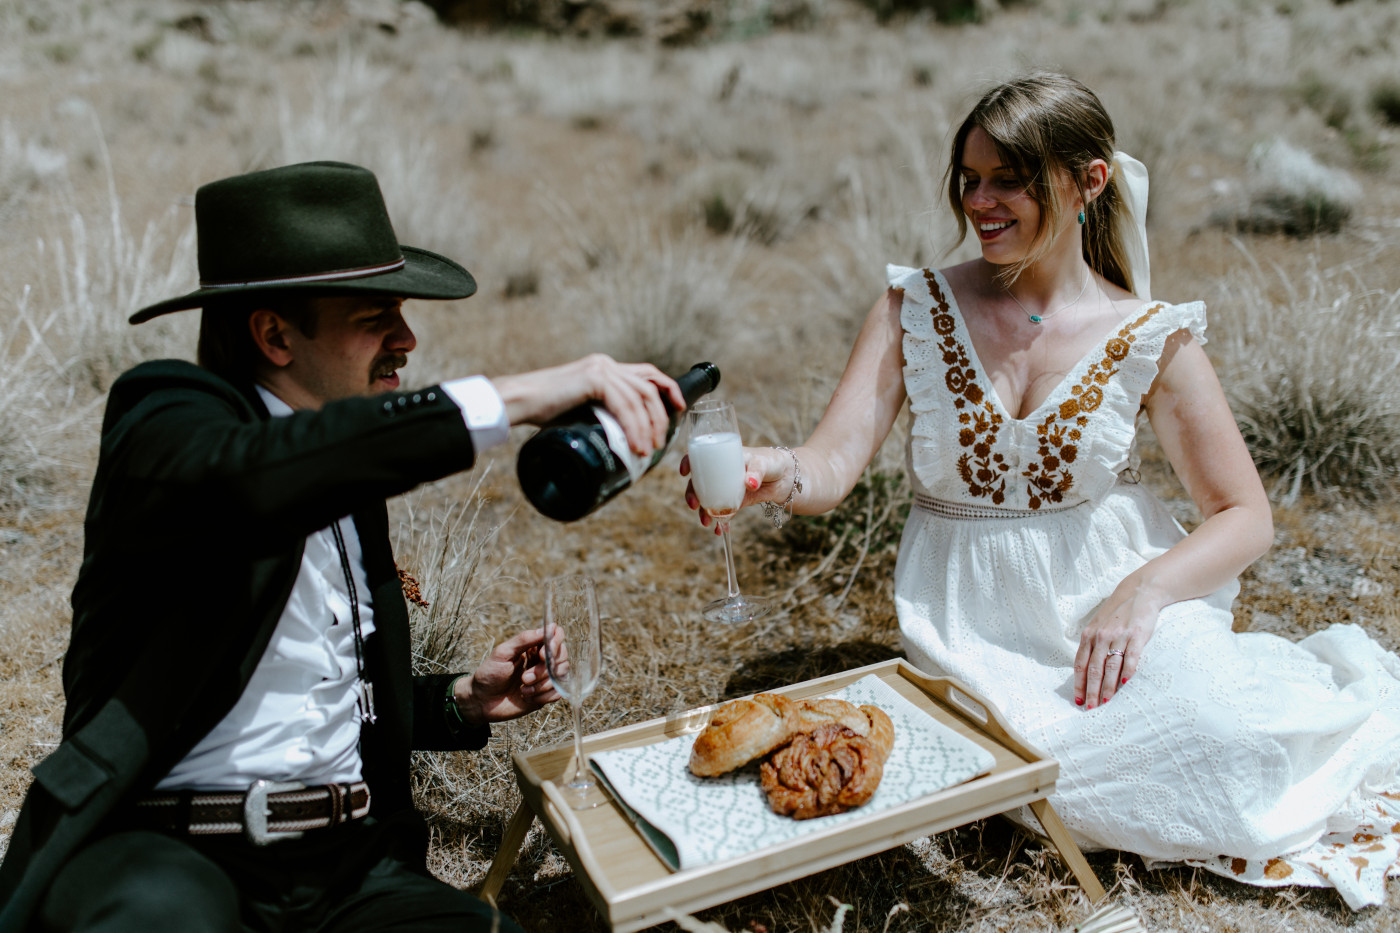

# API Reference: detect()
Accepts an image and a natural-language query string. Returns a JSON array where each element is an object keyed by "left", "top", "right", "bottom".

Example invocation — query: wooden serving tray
[{"left": 478, "top": 658, "right": 1103, "bottom": 931}]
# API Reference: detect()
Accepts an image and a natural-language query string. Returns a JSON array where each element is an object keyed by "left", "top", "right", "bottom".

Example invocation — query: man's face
[{"left": 282, "top": 295, "right": 417, "bottom": 407}]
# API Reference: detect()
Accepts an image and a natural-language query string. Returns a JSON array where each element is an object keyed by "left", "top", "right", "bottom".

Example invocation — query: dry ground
[{"left": 2, "top": 1, "right": 1399, "bottom": 931}]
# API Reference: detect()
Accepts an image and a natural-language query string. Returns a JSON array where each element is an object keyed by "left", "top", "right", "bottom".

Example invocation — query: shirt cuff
[{"left": 441, "top": 376, "right": 510, "bottom": 452}]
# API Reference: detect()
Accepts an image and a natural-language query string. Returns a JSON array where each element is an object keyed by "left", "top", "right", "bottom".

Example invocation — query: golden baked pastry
[
  {"left": 858, "top": 704, "right": 896, "bottom": 761},
  {"left": 759, "top": 708, "right": 894, "bottom": 820},
  {"left": 688, "top": 693, "right": 799, "bottom": 777},
  {"left": 689, "top": 694, "right": 897, "bottom": 820},
  {"left": 792, "top": 697, "right": 871, "bottom": 735}
]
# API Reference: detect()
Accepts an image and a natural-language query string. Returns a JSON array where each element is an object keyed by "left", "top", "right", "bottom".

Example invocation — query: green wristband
[{"left": 445, "top": 673, "right": 470, "bottom": 725}]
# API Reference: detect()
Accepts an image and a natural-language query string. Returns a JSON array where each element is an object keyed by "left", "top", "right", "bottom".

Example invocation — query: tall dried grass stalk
[
  {"left": 1214, "top": 239, "right": 1400, "bottom": 503},
  {"left": 0, "top": 287, "right": 96, "bottom": 516},
  {"left": 794, "top": 104, "right": 964, "bottom": 327},
  {"left": 0, "top": 114, "right": 194, "bottom": 516},
  {"left": 536, "top": 171, "right": 758, "bottom": 376},
  {"left": 272, "top": 46, "right": 478, "bottom": 259},
  {"left": 393, "top": 472, "right": 520, "bottom": 675}
]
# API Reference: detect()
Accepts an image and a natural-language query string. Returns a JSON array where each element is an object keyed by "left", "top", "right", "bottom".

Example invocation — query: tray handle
[
  {"left": 946, "top": 685, "right": 989, "bottom": 725},
  {"left": 538, "top": 779, "right": 621, "bottom": 902},
  {"left": 540, "top": 782, "right": 572, "bottom": 847},
  {"left": 896, "top": 662, "right": 1043, "bottom": 762}
]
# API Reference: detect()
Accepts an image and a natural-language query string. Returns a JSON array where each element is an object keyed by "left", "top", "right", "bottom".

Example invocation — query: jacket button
[{"left": 412, "top": 393, "right": 422, "bottom": 404}]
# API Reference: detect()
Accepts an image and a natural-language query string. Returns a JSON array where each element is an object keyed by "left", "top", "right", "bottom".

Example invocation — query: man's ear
[{"left": 248, "top": 308, "right": 294, "bottom": 369}]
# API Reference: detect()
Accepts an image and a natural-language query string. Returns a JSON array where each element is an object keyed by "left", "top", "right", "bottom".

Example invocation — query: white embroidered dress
[{"left": 890, "top": 265, "right": 1400, "bottom": 909}]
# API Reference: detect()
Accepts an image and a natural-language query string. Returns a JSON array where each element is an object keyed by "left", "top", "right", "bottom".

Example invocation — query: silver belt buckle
[{"left": 243, "top": 779, "right": 306, "bottom": 846}]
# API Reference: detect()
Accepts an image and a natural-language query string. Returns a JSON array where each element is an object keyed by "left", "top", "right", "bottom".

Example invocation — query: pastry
[
  {"left": 759, "top": 706, "right": 895, "bottom": 820},
  {"left": 688, "top": 693, "right": 799, "bottom": 777},
  {"left": 792, "top": 697, "right": 872, "bottom": 735},
  {"left": 689, "top": 694, "right": 897, "bottom": 821}
]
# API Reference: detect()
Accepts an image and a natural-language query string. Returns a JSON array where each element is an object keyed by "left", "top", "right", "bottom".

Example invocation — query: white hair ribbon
[{"left": 1113, "top": 151, "right": 1151, "bottom": 301}]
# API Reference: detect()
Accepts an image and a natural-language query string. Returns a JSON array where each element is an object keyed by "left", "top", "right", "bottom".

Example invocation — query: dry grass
[
  {"left": 1214, "top": 237, "right": 1400, "bottom": 502},
  {"left": 2, "top": 1, "right": 1399, "bottom": 930}
]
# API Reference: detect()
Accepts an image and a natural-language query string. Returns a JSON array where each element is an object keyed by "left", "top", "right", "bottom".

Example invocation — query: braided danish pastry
[{"left": 759, "top": 705, "right": 895, "bottom": 819}]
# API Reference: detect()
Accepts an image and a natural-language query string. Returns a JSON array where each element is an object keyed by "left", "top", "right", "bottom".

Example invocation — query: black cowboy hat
[{"left": 130, "top": 160, "right": 476, "bottom": 324}]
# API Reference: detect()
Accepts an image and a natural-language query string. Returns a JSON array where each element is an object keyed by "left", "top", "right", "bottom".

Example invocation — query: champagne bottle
[{"left": 516, "top": 362, "right": 721, "bottom": 522}]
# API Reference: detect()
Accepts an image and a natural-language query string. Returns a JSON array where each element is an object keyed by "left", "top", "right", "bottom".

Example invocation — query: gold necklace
[{"left": 1004, "top": 268, "right": 1091, "bottom": 325}]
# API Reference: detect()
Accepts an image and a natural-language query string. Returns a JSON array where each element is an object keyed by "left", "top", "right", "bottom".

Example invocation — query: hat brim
[{"left": 129, "top": 245, "right": 477, "bottom": 324}]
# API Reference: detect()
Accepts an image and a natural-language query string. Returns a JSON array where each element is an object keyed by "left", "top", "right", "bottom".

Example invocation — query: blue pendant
[{"left": 1029, "top": 314, "right": 1043, "bottom": 324}]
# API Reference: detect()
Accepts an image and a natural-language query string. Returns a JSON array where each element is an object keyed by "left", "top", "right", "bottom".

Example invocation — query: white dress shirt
[{"left": 157, "top": 378, "right": 509, "bottom": 791}]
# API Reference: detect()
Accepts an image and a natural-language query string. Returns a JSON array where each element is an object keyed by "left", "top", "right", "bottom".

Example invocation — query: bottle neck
[{"left": 674, "top": 363, "right": 720, "bottom": 409}]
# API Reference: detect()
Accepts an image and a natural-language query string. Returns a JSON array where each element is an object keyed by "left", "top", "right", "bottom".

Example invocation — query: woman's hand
[
  {"left": 1071, "top": 331, "right": 1273, "bottom": 711},
  {"left": 1073, "top": 578, "right": 1166, "bottom": 709},
  {"left": 680, "top": 446, "right": 793, "bottom": 534}
]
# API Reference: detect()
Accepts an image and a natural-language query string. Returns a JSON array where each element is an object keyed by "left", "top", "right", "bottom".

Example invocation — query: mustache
[{"left": 370, "top": 354, "right": 409, "bottom": 381}]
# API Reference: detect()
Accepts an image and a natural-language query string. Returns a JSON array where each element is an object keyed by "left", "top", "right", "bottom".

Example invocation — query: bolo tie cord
[{"left": 330, "top": 519, "right": 376, "bottom": 724}]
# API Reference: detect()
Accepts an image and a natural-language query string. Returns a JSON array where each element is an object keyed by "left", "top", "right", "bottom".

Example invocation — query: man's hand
[
  {"left": 452, "top": 629, "right": 561, "bottom": 724},
  {"left": 492, "top": 353, "right": 685, "bottom": 457}
]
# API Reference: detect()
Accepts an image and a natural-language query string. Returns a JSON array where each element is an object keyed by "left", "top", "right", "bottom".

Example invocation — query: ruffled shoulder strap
[
  {"left": 1105, "top": 299, "right": 1209, "bottom": 412},
  {"left": 1135, "top": 298, "right": 1208, "bottom": 349},
  {"left": 1053, "top": 298, "right": 1210, "bottom": 494},
  {"left": 887, "top": 263, "right": 927, "bottom": 292},
  {"left": 891, "top": 264, "right": 961, "bottom": 428}
]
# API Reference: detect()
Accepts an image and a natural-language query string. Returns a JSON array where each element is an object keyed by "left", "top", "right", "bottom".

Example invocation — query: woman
[{"left": 685, "top": 72, "right": 1400, "bottom": 908}]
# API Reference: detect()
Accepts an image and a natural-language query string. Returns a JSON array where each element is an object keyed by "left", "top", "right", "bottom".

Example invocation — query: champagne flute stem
[
  {"left": 569, "top": 697, "right": 587, "bottom": 786},
  {"left": 718, "top": 520, "right": 741, "bottom": 600}
]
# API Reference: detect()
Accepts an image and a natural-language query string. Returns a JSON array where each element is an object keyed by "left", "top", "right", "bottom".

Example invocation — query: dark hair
[
  {"left": 196, "top": 295, "right": 320, "bottom": 386},
  {"left": 946, "top": 71, "right": 1137, "bottom": 292}
]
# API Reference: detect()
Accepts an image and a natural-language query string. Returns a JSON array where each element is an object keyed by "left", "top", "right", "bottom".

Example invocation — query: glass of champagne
[
  {"left": 543, "top": 574, "right": 605, "bottom": 809},
  {"left": 686, "top": 399, "right": 772, "bottom": 623}
]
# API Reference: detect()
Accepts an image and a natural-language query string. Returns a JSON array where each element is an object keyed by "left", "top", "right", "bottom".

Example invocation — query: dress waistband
[{"left": 913, "top": 493, "right": 1086, "bottom": 520}]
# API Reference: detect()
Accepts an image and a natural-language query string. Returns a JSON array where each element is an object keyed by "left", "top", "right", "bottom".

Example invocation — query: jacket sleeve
[
  {"left": 99, "top": 361, "right": 477, "bottom": 544},
  {"left": 411, "top": 672, "right": 491, "bottom": 752}
]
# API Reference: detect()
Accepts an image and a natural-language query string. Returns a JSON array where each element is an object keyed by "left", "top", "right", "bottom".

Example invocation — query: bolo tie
[{"left": 329, "top": 519, "right": 377, "bottom": 725}]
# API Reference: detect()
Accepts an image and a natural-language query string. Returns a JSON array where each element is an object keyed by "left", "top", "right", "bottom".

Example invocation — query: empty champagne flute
[
  {"left": 543, "top": 574, "right": 605, "bottom": 809},
  {"left": 686, "top": 399, "right": 773, "bottom": 623}
]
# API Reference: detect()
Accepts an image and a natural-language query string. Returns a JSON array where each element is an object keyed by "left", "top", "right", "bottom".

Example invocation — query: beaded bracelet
[{"left": 761, "top": 446, "right": 803, "bottom": 529}]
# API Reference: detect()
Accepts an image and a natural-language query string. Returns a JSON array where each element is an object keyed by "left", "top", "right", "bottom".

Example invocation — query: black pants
[{"left": 38, "top": 817, "right": 520, "bottom": 933}]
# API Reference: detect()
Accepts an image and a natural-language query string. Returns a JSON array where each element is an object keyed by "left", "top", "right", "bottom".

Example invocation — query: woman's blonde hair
[{"left": 946, "top": 71, "right": 1139, "bottom": 293}]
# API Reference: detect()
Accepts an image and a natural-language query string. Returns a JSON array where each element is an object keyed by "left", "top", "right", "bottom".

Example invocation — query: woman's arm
[
  {"left": 684, "top": 288, "right": 909, "bottom": 528},
  {"left": 1075, "top": 330, "right": 1274, "bottom": 708}
]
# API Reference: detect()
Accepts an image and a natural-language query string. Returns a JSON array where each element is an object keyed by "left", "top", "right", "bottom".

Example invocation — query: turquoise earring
[{"left": 1077, "top": 210, "right": 1086, "bottom": 225}]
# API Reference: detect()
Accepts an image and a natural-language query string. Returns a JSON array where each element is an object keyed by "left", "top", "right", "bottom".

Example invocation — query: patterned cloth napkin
[{"left": 589, "top": 674, "right": 997, "bottom": 871}]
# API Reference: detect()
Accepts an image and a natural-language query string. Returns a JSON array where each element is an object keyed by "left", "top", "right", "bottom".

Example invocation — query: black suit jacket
[{"left": 0, "top": 361, "right": 492, "bottom": 930}]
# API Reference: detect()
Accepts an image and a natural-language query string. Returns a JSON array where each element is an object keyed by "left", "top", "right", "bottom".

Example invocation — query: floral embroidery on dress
[
  {"left": 1022, "top": 304, "right": 1163, "bottom": 509},
  {"left": 924, "top": 269, "right": 1011, "bottom": 503}
]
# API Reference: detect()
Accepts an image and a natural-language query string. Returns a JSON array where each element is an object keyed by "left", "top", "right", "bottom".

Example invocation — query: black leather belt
[{"left": 134, "top": 780, "right": 371, "bottom": 845}]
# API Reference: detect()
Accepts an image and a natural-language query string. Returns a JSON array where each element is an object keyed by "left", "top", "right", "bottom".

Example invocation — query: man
[{"left": 0, "top": 161, "right": 683, "bottom": 932}]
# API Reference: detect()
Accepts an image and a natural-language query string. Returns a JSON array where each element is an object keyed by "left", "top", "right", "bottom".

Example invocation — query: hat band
[{"left": 200, "top": 258, "right": 406, "bottom": 289}]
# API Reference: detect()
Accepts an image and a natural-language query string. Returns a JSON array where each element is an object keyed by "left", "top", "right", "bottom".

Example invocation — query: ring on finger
[{"left": 1106, "top": 648, "right": 1125, "bottom": 659}]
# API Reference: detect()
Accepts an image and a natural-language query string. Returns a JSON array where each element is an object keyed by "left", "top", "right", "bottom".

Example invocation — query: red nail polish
[
  {"left": 1075, "top": 697, "right": 1084, "bottom": 706},
  {"left": 1121, "top": 678, "right": 1128, "bottom": 685}
]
